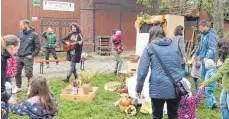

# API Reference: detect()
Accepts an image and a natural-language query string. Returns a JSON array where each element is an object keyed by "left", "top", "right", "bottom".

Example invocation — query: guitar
[{"left": 63, "top": 34, "right": 84, "bottom": 52}]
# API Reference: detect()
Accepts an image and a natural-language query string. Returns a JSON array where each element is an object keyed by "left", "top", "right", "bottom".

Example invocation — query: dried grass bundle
[{"left": 79, "top": 70, "right": 97, "bottom": 84}]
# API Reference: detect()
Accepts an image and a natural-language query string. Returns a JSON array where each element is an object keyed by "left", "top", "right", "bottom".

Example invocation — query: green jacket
[
  {"left": 205, "top": 57, "right": 229, "bottom": 92},
  {"left": 42, "top": 32, "right": 57, "bottom": 48}
]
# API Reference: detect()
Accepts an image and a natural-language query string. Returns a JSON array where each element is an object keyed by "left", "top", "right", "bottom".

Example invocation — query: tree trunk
[
  {"left": 213, "top": 0, "right": 224, "bottom": 38},
  {"left": 147, "top": 0, "right": 160, "bottom": 15}
]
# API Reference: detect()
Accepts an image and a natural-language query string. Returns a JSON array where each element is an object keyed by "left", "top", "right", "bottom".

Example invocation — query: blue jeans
[
  {"left": 202, "top": 61, "right": 207, "bottom": 80},
  {"left": 181, "top": 64, "right": 186, "bottom": 77},
  {"left": 112, "top": 50, "right": 123, "bottom": 73},
  {"left": 220, "top": 89, "right": 229, "bottom": 119},
  {"left": 205, "top": 87, "right": 216, "bottom": 109}
]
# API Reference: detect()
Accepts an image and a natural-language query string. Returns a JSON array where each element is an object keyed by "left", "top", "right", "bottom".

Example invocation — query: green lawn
[{"left": 9, "top": 73, "right": 222, "bottom": 119}]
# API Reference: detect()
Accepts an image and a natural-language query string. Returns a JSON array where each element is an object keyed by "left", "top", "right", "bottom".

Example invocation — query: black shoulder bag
[{"left": 148, "top": 45, "right": 188, "bottom": 99}]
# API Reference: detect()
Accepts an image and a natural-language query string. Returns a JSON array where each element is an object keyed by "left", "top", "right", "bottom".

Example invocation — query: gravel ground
[{"left": 11, "top": 57, "right": 128, "bottom": 90}]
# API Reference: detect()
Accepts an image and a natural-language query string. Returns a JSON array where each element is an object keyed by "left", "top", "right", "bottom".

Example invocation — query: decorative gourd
[
  {"left": 119, "top": 93, "right": 131, "bottom": 107},
  {"left": 125, "top": 105, "right": 137, "bottom": 116},
  {"left": 121, "top": 87, "right": 128, "bottom": 94}
]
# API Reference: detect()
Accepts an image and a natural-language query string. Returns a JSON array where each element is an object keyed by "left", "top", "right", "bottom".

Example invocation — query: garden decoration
[
  {"left": 79, "top": 70, "right": 97, "bottom": 94},
  {"left": 72, "top": 80, "right": 81, "bottom": 95},
  {"left": 104, "top": 81, "right": 121, "bottom": 91},
  {"left": 125, "top": 105, "right": 137, "bottom": 116},
  {"left": 119, "top": 93, "right": 132, "bottom": 112}
]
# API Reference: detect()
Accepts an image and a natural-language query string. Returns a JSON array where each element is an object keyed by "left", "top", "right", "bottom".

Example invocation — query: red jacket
[
  {"left": 6, "top": 56, "right": 17, "bottom": 78},
  {"left": 112, "top": 34, "right": 123, "bottom": 51}
]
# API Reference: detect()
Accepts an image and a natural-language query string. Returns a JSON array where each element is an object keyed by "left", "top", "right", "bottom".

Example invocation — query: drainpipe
[
  {"left": 27, "top": 0, "right": 30, "bottom": 20},
  {"left": 93, "top": 1, "right": 96, "bottom": 52}
]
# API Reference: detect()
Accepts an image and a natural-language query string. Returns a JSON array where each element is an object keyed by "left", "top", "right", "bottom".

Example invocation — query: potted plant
[{"left": 79, "top": 70, "right": 97, "bottom": 94}]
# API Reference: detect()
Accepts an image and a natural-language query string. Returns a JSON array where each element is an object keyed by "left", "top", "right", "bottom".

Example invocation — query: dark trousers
[
  {"left": 45, "top": 47, "right": 59, "bottom": 64},
  {"left": 15, "top": 57, "right": 33, "bottom": 88},
  {"left": 181, "top": 64, "right": 186, "bottom": 77},
  {"left": 67, "top": 61, "right": 78, "bottom": 79},
  {"left": 151, "top": 98, "right": 179, "bottom": 119},
  {"left": 193, "top": 77, "right": 199, "bottom": 92}
]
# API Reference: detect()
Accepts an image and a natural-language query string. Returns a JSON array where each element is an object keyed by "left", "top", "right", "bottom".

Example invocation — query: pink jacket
[
  {"left": 112, "top": 34, "right": 123, "bottom": 51},
  {"left": 178, "top": 88, "right": 204, "bottom": 119},
  {"left": 6, "top": 56, "right": 17, "bottom": 78}
]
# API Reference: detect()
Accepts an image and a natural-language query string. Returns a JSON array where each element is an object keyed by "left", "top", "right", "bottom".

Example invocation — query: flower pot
[
  {"left": 83, "top": 84, "right": 91, "bottom": 94},
  {"left": 87, "top": 83, "right": 92, "bottom": 92}
]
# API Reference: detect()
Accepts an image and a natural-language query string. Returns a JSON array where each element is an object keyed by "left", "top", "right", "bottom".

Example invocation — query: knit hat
[
  {"left": 205, "top": 59, "right": 216, "bottom": 69},
  {"left": 115, "top": 30, "right": 121, "bottom": 35},
  {"left": 180, "top": 78, "right": 192, "bottom": 96}
]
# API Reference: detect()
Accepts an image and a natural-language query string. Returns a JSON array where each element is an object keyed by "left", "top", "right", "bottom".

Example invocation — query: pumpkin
[
  {"left": 119, "top": 93, "right": 131, "bottom": 107},
  {"left": 120, "top": 99, "right": 131, "bottom": 107}
]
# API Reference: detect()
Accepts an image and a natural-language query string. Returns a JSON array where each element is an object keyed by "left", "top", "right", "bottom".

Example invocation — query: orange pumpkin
[
  {"left": 120, "top": 99, "right": 131, "bottom": 107},
  {"left": 120, "top": 93, "right": 132, "bottom": 107}
]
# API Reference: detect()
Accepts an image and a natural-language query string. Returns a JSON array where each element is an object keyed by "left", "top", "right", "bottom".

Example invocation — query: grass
[{"left": 9, "top": 73, "right": 223, "bottom": 119}]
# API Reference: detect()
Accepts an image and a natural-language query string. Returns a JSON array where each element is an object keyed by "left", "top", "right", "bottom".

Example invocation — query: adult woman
[
  {"left": 111, "top": 29, "right": 123, "bottom": 75},
  {"left": 1, "top": 35, "right": 20, "bottom": 119},
  {"left": 172, "top": 25, "right": 186, "bottom": 76},
  {"left": 201, "top": 39, "right": 229, "bottom": 119},
  {"left": 136, "top": 25, "right": 182, "bottom": 119},
  {"left": 62, "top": 23, "right": 83, "bottom": 82}
]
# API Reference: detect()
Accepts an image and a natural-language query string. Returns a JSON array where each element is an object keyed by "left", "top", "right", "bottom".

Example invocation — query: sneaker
[
  {"left": 46, "top": 64, "right": 49, "bottom": 68},
  {"left": 56, "top": 64, "right": 60, "bottom": 68},
  {"left": 12, "top": 87, "right": 22, "bottom": 94},
  {"left": 212, "top": 103, "right": 218, "bottom": 109}
]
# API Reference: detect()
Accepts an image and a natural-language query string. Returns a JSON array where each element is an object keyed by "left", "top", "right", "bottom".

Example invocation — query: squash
[
  {"left": 125, "top": 105, "right": 137, "bottom": 116},
  {"left": 120, "top": 99, "right": 131, "bottom": 107},
  {"left": 119, "top": 93, "right": 131, "bottom": 107}
]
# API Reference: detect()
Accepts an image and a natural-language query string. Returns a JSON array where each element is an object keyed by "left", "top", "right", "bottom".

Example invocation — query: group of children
[
  {"left": 178, "top": 39, "right": 229, "bottom": 119},
  {"left": 178, "top": 58, "right": 218, "bottom": 119}
]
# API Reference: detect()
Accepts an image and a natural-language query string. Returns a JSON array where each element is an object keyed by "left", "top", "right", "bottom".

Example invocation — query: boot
[
  {"left": 63, "top": 76, "right": 70, "bottom": 83},
  {"left": 114, "top": 70, "right": 117, "bottom": 75},
  {"left": 73, "top": 73, "right": 78, "bottom": 80}
]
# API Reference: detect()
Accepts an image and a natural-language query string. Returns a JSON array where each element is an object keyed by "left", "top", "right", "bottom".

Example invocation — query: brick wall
[{"left": 80, "top": 0, "right": 95, "bottom": 52}]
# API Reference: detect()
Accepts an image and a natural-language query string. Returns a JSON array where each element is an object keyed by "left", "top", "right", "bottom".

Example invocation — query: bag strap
[
  {"left": 148, "top": 44, "right": 177, "bottom": 86},
  {"left": 178, "top": 36, "right": 182, "bottom": 52}
]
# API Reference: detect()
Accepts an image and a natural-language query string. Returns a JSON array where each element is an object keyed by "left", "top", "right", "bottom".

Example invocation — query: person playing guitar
[{"left": 62, "top": 23, "right": 83, "bottom": 82}]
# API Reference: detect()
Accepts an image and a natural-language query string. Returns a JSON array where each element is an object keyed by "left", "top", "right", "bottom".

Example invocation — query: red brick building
[
  {"left": 1, "top": 0, "right": 144, "bottom": 52},
  {"left": 2, "top": 0, "right": 228, "bottom": 52}
]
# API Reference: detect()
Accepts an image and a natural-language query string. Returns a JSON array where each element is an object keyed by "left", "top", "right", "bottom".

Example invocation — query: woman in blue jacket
[{"left": 136, "top": 25, "right": 182, "bottom": 119}]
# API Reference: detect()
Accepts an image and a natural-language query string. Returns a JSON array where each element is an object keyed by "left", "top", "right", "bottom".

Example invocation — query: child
[
  {"left": 204, "top": 59, "right": 217, "bottom": 109},
  {"left": 202, "top": 39, "right": 229, "bottom": 119},
  {"left": 112, "top": 30, "right": 123, "bottom": 54},
  {"left": 6, "top": 56, "right": 17, "bottom": 84},
  {"left": 8, "top": 76, "right": 58, "bottom": 119},
  {"left": 178, "top": 79, "right": 204, "bottom": 119},
  {"left": 191, "top": 56, "right": 202, "bottom": 92}
]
